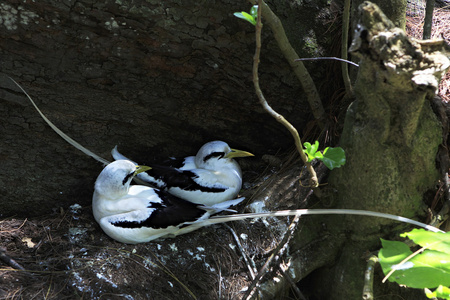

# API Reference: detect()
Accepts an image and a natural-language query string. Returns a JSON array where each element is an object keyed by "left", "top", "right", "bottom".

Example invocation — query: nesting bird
[
  {"left": 92, "top": 160, "right": 244, "bottom": 244},
  {"left": 111, "top": 141, "right": 254, "bottom": 206}
]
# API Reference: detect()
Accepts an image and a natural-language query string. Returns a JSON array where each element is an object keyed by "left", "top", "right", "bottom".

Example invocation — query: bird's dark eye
[
  {"left": 122, "top": 172, "right": 134, "bottom": 185},
  {"left": 203, "top": 151, "right": 225, "bottom": 162}
]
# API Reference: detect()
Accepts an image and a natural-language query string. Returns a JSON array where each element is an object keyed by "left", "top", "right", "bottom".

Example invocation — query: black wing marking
[
  {"left": 143, "top": 164, "right": 227, "bottom": 193},
  {"left": 111, "top": 190, "right": 206, "bottom": 229},
  {"left": 161, "top": 157, "right": 191, "bottom": 169},
  {"left": 141, "top": 156, "right": 191, "bottom": 169}
]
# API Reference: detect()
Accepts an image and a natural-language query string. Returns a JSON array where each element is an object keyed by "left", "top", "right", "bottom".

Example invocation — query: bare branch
[
  {"left": 250, "top": 0, "right": 319, "bottom": 188},
  {"left": 362, "top": 255, "right": 378, "bottom": 300},
  {"left": 0, "top": 247, "right": 25, "bottom": 271},
  {"left": 249, "top": 0, "right": 325, "bottom": 121}
]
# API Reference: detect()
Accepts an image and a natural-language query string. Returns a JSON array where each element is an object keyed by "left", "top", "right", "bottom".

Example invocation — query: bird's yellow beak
[
  {"left": 135, "top": 165, "right": 152, "bottom": 174},
  {"left": 225, "top": 149, "right": 254, "bottom": 159}
]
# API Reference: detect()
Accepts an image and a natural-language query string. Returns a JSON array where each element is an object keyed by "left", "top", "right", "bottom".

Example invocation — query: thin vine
[{"left": 251, "top": 0, "right": 319, "bottom": 188}]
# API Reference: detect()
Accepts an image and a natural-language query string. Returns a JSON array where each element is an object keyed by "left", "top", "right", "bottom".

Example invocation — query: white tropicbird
[
  {"left": 93, "top": 160, "right": 245, "bottom": 244},
  {"left": 111, "top": 141, "right": 254, "bottom": 206}
]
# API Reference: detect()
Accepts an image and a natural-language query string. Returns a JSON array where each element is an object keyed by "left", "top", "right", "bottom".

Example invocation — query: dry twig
[
  {"left": 224, "top": 224, "right": 257, "bottom": 280},
  {"left": 279, "top": 268, "right": 307, "bottom": 300},
  {"left": 362, "top": 255, "right": 378, "bottom": 300},
  {"left": 0, "top": 247, "right": 25, "bottom": 271},
  {"left": 242, "top": 214, "right": 301, "bottom": 300}
]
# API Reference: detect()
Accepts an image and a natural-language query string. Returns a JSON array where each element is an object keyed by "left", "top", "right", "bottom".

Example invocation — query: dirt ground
[
  {"left": 0, "top": 153, "right": 318, "bottom": 300},
  {"left": 0, "top": 175, "right": 293, "bottom": 299}
]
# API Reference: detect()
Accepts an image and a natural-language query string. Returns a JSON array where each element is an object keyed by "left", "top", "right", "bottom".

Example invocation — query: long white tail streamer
[
  {"left": 7, "top": 76, "right": 442, "bottom": 233},
  {"left": 7, "top": 76, "right": 110, "bottom": 165},
  {"left": 206, "top": 209, "right": 443, "bottom": 233}
]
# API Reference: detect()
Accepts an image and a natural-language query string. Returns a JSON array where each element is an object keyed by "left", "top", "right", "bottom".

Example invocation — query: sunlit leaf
[
  {"left": 250, "top": 5, "right": 259, "bottom": 19},
  {"left": 314, "top": 151, "right": 324, "bottom": 160},
  {"left": 402, "top": 229, "right": 450, "bottom": 253},
  {"left": 303, "top": 142, "right": 345, "bottom": 169},
  {"left": 303, "top": 142, "right": 317, "bottom": 162},
  {"left": 233, "top": 11, "right": 256, "bottom": 26},
  {"left": 426, "top": 285, "right": 450, "bottom": 299},
  {"left": 379, "top": 239, "right": 412, "bottom": 272},
  {"left": 379, "top": 239, "right": 450, "bottom": 289}
]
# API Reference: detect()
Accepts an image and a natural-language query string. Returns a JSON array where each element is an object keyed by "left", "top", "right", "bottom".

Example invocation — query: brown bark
[
  {"left": 0, "top": 0, "right": 332, "bottom": 216},
  {"left": 423, "top": 0, "right": 436, "bottom": 39},
  {"left": 325, "top": 2, "right": 447, "bottom": 299}
]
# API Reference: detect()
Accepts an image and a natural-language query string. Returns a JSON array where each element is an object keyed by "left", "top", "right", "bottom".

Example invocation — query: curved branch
[
  {"left": 251, "top": 1, "right": 319, "bottom": 188},
  {"left": 249, "top": 0, "right": 325, "bottom": 121}
]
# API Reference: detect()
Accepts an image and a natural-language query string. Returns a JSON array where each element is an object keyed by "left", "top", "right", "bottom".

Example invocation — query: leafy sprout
[
  {"left": 233, "top": 5, "right": 258, "bottom": 26},
  {"left": 303, "top": 141, "right": 346, "bottom": 170}
]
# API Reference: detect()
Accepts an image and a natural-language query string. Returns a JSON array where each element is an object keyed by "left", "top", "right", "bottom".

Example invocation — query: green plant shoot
[
  {"left": 303, "top": 141, "right": 345, "bottom": 170},
  {"left": 233, "top": 5, "right": 258, "bottom": 26}
]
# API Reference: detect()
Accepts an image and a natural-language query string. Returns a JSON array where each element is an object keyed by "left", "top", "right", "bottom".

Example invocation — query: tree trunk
[
  {"left": 423, "top": 0, "right": 436, "bottom": 39},
  {"left": 324, "top": 2, "right": 447, "bottom": 299},
  {"left": 0, "top": 0, "right": 332, "bottom": 216}
]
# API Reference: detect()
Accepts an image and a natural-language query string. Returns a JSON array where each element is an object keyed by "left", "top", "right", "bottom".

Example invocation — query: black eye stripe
[
  {"left": 203, "top": 151, "right": 225, "bottom": 162},
  {"left": 122, "top": 172, "right": 134, "bottom": 185}
]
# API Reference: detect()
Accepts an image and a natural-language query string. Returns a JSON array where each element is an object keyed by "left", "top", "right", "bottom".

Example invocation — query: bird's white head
[
  {"left": 94, "top": 160, "right": 151, "bottom": 199},
  {"left": 195, "top": 141, "right": 254, "bottom": 170}
]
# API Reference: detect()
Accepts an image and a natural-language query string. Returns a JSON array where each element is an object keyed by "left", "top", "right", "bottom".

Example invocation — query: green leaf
[
  {"left": 379, "top": 239, "right": 450, "bottom": 289},
  {"left": 314, "top": 151, "right": 324, "bottom": 160},
  {"left": 303, "top": 142, "right": 312, "bottom": 161},
  {"left": 303, "top": 141, "right": 319, "bottom": 162},
  {"left": 250, "top": 5, "right": 258, "bottom": 19},
  {"left": 379, "top": 239, "right": 412, "bottom": 273},
  {"left": 311, "top": 140, "right": 319, "bottom": 153},
  {"left": 233, "top": 11, "right": 256, "bottom": 26},
  {"left": 401, "top": 229, "right": 450, "bottom": 253},
  {"left": 303, "top": 142, "right": 311, "bottom": 152},
  {"left": 302, "top": 143, "right": 346, "bottom": 169},
  {"left": 321, "top": 147, "right": 346, "bottom": 170},
  {"left": 426, "top": 285, "right": 450, "bottom": 299}
]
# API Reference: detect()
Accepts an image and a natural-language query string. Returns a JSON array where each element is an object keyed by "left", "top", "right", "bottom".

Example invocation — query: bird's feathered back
[{"left": 110, "top": 141, "right": 252, "bottom": 206}]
